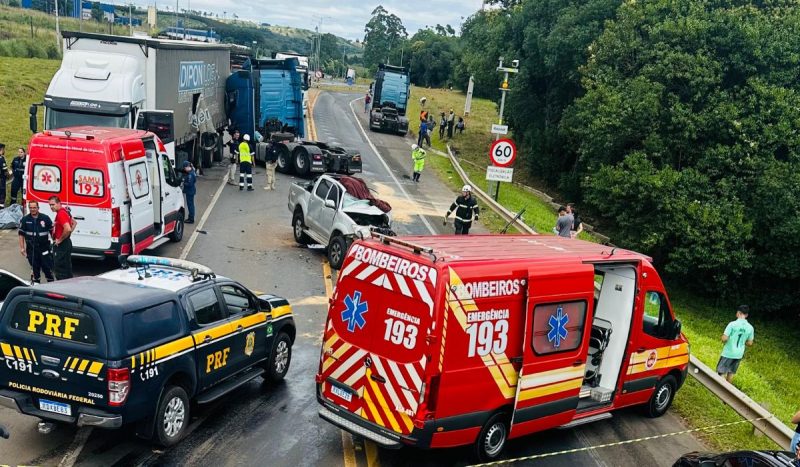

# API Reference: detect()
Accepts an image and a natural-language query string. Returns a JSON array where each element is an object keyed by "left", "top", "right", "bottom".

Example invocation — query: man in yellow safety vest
[{"left": 239, "top": 134, "right": 253, "bottom": 191}]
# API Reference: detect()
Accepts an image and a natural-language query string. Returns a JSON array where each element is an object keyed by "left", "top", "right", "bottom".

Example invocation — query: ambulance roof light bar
[
  {"left": 122, "top": 255, "right": 215, "bottom": 281},
  {"left": 370, "top": 232, "right": 437, "bottom": 259},
  {"left": 44, "top": 130, "right": 95, "bottom": 140}
]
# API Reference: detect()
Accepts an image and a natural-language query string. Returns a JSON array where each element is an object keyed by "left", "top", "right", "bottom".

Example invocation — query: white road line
[
  {"left": 348, "top": 97, "right": 437, "bottom": 235},
  {"left": 57, "top": 426, "right": 92, "bottom": 467},
  {"left": 179, "top": 172, "right": 230, "bottom": 260}
]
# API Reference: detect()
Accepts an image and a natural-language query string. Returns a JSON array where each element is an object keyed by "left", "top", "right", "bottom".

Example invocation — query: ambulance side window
[
  {"left": 531, "top": 301, "right": 587, "bottom": 355},
  {"left": 642, "top": 291, "right": 673, "bottom": 339},
  {"left": 32, "top": 164, "right": 61, "bottom": 193}
]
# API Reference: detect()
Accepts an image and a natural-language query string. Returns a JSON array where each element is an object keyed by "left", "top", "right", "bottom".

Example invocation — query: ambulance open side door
[
  {"left": 122, "top": 143, "right": 155, "bottom": 254},
  {"left": 510, "top": 264, "right": 595, "bottom": 438}
]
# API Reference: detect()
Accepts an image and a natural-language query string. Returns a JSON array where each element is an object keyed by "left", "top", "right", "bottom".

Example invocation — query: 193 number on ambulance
[
  {"left": 466, "top": 319, "right": 508, "bottom": 357},
  {"left": 383, "top": 318, "right": 418, "bottom": 350}
]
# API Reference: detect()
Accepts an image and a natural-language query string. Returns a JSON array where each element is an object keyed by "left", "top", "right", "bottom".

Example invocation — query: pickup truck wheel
[
  {"left": 154, "top": 385, "right": 190, "bottom": 447},
  {"left": 474, "top": 412, "right": 508, "bottom": 462},
  {"left": 168, "top": 214, "right": 184, "bottom": 242},
  {"left": 292, "top": 211, "right": 310, "bottom": 245},
  {"left": 294, "top": 149, "right": 311, "bottom": 176},
  {"left": 264, "top": 332, "right": 292, "bottom": 383},
  {"left": 643, "top": 375, "right": 676, "bottom": 418},
  {"left": 327, "top": 235, "right": 348, "bottom": 270}
]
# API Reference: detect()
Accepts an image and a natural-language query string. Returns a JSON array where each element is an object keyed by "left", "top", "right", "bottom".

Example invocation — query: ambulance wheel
[
  {"left": 263, "top": 332, "right": 292, "bottom": 383},
  {"left": 474, "top": 413, "right": 508, "bottom": 462},
  {"left": 644, "top": 375, "right": 676, "bottom": 418},
  {"left": 327, "top": 235, "right": 348, "bottom": 270},
  {"left": 154, "top": 385, "right": 190, "bottom": 447},
  {"left": 292, "top": 211, "right": 310, "bottom": 245},
  {"left": 168, "top": 214, "right": 184, "bottom": 242}
]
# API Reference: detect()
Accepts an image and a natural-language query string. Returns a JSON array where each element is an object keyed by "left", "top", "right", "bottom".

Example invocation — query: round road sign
[{"left": 490, "top": 138, "right": 516, "bottom": 167}]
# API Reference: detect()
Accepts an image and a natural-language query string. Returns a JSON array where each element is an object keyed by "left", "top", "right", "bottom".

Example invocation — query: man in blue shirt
[
  {"left": 181, "top": 161, "right": 196, "bottom": 224},
  {"left": 716, "top": 304, "right": 755, "bottom": 383}
]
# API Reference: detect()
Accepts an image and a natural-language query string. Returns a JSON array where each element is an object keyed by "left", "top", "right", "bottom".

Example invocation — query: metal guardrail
[
  {"left": 441, "top": 145, "right": 793, "bottom": 449},
  {"left": 445, "top": 146, "right": 537, "bottom": 235},
  {"left": 688, "top": 355, "right": 793, "bottom": 448}
]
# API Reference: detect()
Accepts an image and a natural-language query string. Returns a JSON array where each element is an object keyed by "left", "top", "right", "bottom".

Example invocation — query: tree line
[{"left": 362, "top": 1, "right": 800, "bottom": 314}]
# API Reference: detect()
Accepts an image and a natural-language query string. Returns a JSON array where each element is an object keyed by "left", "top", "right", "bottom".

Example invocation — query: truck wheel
[
  {"left": 263, "top": 332, "right": 292, "bottom": 383},
  {"left": 292, "top": 211, "right": 310, "bottom": 245},
  {"left": 474, "top": 413, "right": 508, "bottom": 462},
  {"left": 168, "top": 213, "right": 184, "bottom": 242},
  {"left": 276, "top": 147, "right": 292, "bottom": 174},
  {"left": 327, "top": 235, "right": 348, "bottom": 270},
  {"left": 154, "top": 385, "right": 190, "bottom": 447},
  {"left": 643, "top": 375, "right": 676, "bottom": 418},
  {"left": 294, "top": 148, "right": 311, "bottom": 176}
]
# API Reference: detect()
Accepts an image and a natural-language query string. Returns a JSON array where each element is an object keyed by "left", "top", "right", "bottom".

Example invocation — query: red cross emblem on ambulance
[
  {"left": 135, "top": 170, "right": 143, "bottom": 189},
  {"left": 41, "top": 171, "right": 53, "bottom": 185},
  {"left": 646, "top": 350, "right": 658, "bottom": 369}
]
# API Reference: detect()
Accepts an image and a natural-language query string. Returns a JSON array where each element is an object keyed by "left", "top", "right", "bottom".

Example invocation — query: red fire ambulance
[
  {"left": 25, "top": 127, "right": 186, "bottom": 259},
  {"left": 316, "top": 234, "right": 689, "bottom": 461}
]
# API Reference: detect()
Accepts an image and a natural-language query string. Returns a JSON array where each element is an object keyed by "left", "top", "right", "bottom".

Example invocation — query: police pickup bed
[
  {"left": 0, "top": 256, "right": 295, "bottom": 446},
  {"left": 288, "top": 174, "right": 394, "bottom": 269}
]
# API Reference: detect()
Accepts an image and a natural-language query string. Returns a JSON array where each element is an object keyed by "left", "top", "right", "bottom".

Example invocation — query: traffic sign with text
[
  {"left": 486, "top": 166, "right": 514, "bottom": 182},
  {"left": 491, "top": 124, "right": 508, "bottom": 135},
  {"left": 489, "top": 138, "right": 516, "bottom": 167}
]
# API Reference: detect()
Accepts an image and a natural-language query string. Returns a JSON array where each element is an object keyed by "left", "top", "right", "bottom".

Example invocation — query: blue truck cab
[
  {"left": 0, "top": 256, "right": 295, "bottom": 446},
  {"left": 369, "top": 64, "right": 410, "bottom": 135}
]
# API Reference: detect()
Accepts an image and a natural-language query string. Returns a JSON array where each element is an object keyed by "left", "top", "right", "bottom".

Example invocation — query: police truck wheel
[
  {"left": 292, "top": 211, "right": 310, "bottom": 245},
  {"left": 293, "top": 149, "right": 310, "bottom": 176},
  {"left": 474, "top": 413, "right": 508, "bottom": 462},
  {"left": 644, "top": 375, "right": 676, "bottom": 418},
  {"left": 327, "top": 236, "right": 348, "bottom": 270},
  {"left": 154, "top": 385, "right": 190, "bottom": 447},
  {"left": 168, "top": 215, "right": 184, "bottom": 242},
  {"left": 264, "top": 332, "right": 292, "bottom": 383}
]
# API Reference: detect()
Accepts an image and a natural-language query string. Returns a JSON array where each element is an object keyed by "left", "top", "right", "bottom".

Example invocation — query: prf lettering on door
[
  {"left": 206, "top": 347, "right": 231, "bottom": 373},
  {"left": 28, "top": 310, "right": 79, "bottom": 340}
]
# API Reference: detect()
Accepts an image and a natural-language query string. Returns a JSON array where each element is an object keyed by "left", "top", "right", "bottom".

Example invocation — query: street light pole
[
  {"left": 493, "top": 56, "right": 519, "bottom": 201},
  {"left": 54, "top": 0, "right": 60, "bottom": 49},
  {"left": 129, "top": 3, "right": 133, "bottom": 36}
]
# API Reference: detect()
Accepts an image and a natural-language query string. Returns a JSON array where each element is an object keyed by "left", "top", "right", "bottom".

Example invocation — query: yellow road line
[
  {"left": 365, "top": 439, "right": 381, "bottom": 467},
  {"left": 322, "top": 259, "right": 333, "bottom": 299},
  {"left": 306, "top": 90, "right": 319, "bottom": 141},
  {"left": 341, "top": 431, "right": 357, "bottom": 467}
]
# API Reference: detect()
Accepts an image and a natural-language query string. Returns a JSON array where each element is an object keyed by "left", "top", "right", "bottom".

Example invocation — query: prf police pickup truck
[{"left": 0, "top": 256, "right": 295, "bottom": 446}]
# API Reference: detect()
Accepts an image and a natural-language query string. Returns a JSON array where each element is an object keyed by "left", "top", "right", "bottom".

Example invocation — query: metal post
[
  {"left": 129, "top": 3, "right": 132, "bottom": 36},
  {"left": 494, "top": 70, "right": 508, "bottom": 201},
  {"left": 54, "top": 0, "right": 60, "bottom": 49}
]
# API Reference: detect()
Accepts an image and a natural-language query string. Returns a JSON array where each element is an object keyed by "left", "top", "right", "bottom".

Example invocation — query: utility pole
[
  {"left": 54, "top": 0, "right": 60, "bottom": 49},
  {"left": 493, "top": 57, "right": 519, "bottom": 201},
  {"left": 129, "top": 3, "right": 133, "bottom": 36}
]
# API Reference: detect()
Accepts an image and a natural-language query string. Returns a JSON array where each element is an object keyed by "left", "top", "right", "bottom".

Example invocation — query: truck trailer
[
  {"left": 226, "top": 57, "right": 362, "bottom": 176},
  {"left": 30, "top": 31, "right": 248, "bottom": 167},
  {"left": 369, "top": 64, "right": 410, "bottom": 136}
]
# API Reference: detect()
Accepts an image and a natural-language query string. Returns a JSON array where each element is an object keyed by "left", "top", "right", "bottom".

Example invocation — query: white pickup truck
[{"left": 288, "top": 174, "right": 394, "bottom": 269}]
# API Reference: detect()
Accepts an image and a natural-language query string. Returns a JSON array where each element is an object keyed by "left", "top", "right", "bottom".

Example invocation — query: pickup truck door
[
  {"left": 306, "top": 178, "right": 332, "bottom": 235},
  {"left": 317, "top": 183, "right": 341, "bottom": 240},
  {"left": 187, "top": 287, "right": 237, "bottom": 391},
  {"left": 218, "top": 283, "right": 269, "bottom": 373},
  {"left": 135, "top": 110, "right": 176, "bottom": 163}
]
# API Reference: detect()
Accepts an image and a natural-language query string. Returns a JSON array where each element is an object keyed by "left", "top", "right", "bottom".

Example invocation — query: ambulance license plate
[
  {"left": 39, "top": 399, "right": 71, "bottom": 416},
  {"left": 331, "top": 385, "right": 353, "bottom": 403}
]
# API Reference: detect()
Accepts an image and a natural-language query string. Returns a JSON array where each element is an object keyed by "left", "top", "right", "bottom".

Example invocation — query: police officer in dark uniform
[
  {"left": 10, "top": 147, "right": 26, "bottom": 206},
  {"left": 0, "top": 143, "right": 7, "bottom": 208},
  {"left": 17, "top": 200, "right": 55, "bottom": 283},
  {"left": 444, "top": 185, "right": 480, "bottom": 235}
]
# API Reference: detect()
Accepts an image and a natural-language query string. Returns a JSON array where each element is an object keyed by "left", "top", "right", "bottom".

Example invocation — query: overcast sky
[{"left": 143, "top": 1, "right": 485, "bottom": 40}]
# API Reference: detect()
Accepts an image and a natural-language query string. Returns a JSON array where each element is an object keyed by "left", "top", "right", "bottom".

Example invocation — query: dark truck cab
[
  {"left": 0, "top": 256, "right": 295, "bottom": 446},
  {"left": 369, "top": 64, "right": 410, "bottom": 135}
]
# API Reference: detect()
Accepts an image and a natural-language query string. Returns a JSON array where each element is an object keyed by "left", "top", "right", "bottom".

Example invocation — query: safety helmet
[
  {"left": 243, "top": 134, "right": 251, "bottom": 141},
  {"left": 462, "top": 185, "right": 472, "bottom": 192},
  {"left": 411, "top": 144, "right": 418, "bottom": 150}
]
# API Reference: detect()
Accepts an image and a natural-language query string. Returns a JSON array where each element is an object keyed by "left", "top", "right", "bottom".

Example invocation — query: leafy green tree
[
  {"left": 363, "top": 5, "right": 408, "bottom": 69},
  {"left": 91, "top": 2, "right": 103, "bottom": 22},
  {"left": 406, "top": 28, "right": 459, "bottom": 88}
]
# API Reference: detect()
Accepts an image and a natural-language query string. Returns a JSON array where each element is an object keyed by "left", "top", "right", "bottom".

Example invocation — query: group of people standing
[
  {"left": 0, "top": 144, "right": 26, "bottom": 209},
  {"left": 224, "top": 129, "right": 278, "bottom": 191},
  {"left": 554, "top": 203, "right": 583, "bottom": 239},
  {"left": 417, "top": 107, "right": 465, "bottom": 148},
  {"left": 17, "top": 197, "right": 74, "bottom": 283}
]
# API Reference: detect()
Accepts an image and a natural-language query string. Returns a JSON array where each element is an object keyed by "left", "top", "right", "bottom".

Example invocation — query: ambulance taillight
[{"left": 111, "top": 207, "right": 121, "bottom": 238}]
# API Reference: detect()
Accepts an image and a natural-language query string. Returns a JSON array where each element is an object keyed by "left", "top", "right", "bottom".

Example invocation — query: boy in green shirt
[{"left": 716, "top": 305, "right": 754, "bottom": 383}]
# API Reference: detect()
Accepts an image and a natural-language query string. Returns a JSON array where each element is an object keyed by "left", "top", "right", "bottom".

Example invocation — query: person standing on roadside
[
  {"left": 364, "top": 92, "right": 371, "bottom": 113},
  {"left": 791, "top": 408, "right": 800, "bottom": 454},
  {"left": 181, "top": 161, "right": 196, "bottom": 224},
  {"left": 227, "top": 130, "right": 240, "bottom": 186},
  {"left": 447, "top": 109, "right": 455, "bottom": 139},
  {"left": 445, "top": 185, "right": 480, "bottom": 234},
  {"left": 553, "top": 206, "right": 573, "bottom": 238},
  {"left": 439, "top": 112, "right": 447, "bottom": 140},
  {"left": 18, "top": 200, "right": 55, "bottom": 283},
  {"left": 0, "top": 143, "right": 7, "bottom": 208},
  {"left": 10, "top": 148, "right": 26, "bottom": 206},
  {"left": 264, "top": 141, "right": 279, "bottom": 191},
  {"left": 239, "top": 134, "right": 253, "bottom": 191},
  {"left": 411, "top": 144, "right": 426, "bottom": 183},
  {"left": 716, "top": 305, "right": 754, "bottom": 383},
  {"left": 418, "top": 119, "right": 431, "bottom": 147},
  {"left": 566, "top": 203, "right": 584, "bottom": 238},
  {"left": 48, "top": 196, "right": 74, "bottom": 280}
]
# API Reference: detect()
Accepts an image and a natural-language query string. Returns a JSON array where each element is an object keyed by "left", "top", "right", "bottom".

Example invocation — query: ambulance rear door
[
  {"left": 121, "top": 140, "right": 155, "bottom": 253},
  {"left": 510, "top": 263, "right": 594, "bottom": 438}
]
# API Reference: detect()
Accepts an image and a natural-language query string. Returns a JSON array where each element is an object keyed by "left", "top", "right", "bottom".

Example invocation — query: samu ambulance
[
  {"left": 317, "top": 234, "right": 689, "bottom": 461},
  {"left": 25, "top": 127, "right": 186, "bottom": 259}
]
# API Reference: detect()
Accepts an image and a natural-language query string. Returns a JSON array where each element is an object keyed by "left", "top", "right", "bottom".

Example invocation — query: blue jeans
[
  {"left": 791, "top": 431, "right": 799, "bottom": 453},
  {"left": 185, "top": 193, "right": 195, "bottom": 221}
]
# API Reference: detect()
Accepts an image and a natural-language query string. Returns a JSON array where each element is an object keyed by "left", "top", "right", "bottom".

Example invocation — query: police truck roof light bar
[
  {"left": 123, "top": 255, "right": 215, "bottom": 281},
  {"left": 370, "top": 232, "right": 435, "bottom": 256}
]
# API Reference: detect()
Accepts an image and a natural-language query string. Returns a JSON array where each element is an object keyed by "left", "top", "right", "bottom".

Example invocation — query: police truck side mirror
[{"left": 29, "top": 105, "right": 38, "bottom": 133}]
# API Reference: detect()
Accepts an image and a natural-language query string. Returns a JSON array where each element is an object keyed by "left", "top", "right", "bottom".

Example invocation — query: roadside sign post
[{"left": 491, "top": 57, "right": 519, "bottom": 201}]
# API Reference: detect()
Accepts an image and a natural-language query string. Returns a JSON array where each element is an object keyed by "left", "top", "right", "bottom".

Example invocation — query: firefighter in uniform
[
  {"left": 411, "top": 144, "right": 426, "bottom": 183},
  {"left": 444, "top": 185, "right": 480, "bottom": 235},
  {"left": 239, "top": 134, "right": 253, "bottom": 191},
  {"left": 18, "top": 200, "right": 55, "bottom": 283}
]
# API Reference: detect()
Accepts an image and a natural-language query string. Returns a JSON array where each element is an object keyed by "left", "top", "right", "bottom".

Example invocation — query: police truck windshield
[{"left": 46, "top": 108, "right": 130, "bottom": 130}]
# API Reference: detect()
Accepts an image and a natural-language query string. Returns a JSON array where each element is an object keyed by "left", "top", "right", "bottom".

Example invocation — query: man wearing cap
[
  {"left": 181, "top": 161, "right": 196, "bottom": 224},
  {"left": 411, "top": 144, "right": 426, "bottom": 183},
  {"left": 444, "top": 185, "right": 480, "bottom": 235},
  {"left": 239, "top": 134, "right": 253, "bottom": 191},
  {"left": 716, "top": 305, "right": 755, "bottom": 383}
]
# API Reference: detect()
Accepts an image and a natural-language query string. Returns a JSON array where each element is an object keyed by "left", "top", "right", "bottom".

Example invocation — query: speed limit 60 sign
[{"left": 489, "top": 138, "right": 516, "bottom": 167}]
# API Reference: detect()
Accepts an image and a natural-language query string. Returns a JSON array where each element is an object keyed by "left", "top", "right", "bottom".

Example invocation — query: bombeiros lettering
[
  {"left": 460, "top": 279, "right": 522, "bottom": 298},
  {"left": 351, "top": 245, "right": 431, "bottom": 282}
]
